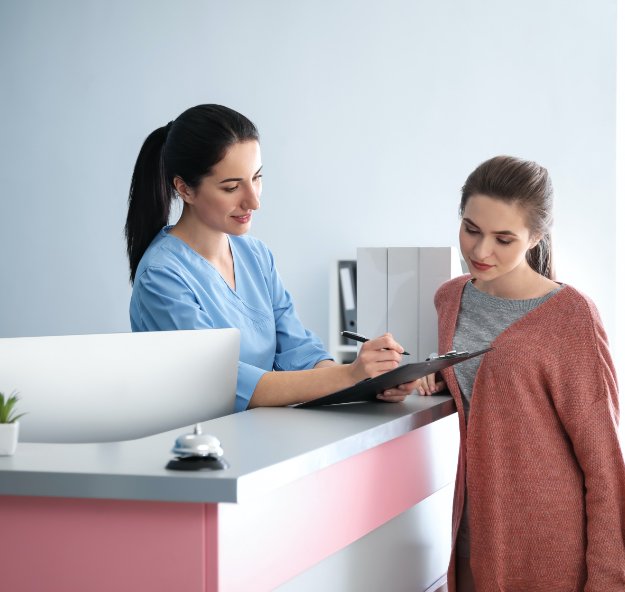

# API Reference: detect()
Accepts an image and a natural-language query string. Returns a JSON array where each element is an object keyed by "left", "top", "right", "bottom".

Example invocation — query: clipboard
[{"left": 295, "top": 347, "right": 492, "bottom": 408}]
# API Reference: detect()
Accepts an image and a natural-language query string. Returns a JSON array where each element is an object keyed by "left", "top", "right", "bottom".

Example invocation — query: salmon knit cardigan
[{"left": 435, "top": 276, "right": 625, "bottom": 592}]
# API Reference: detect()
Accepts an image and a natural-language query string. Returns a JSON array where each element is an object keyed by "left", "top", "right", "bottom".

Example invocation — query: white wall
[{"left": 0, "top": 0, "right": 617, "bottom": 354}]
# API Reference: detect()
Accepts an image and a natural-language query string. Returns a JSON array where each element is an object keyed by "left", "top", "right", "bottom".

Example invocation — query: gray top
[
  {"left": 0, "top": 396, "right": 454, "bottom": 504},
  {"left": 453, "top": 280, "right": 561, "bottom": 416}
]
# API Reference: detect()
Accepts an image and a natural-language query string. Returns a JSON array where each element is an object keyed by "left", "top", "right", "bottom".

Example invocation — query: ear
[
  {"left": 529, "top": 234, "right": 543, "bottom": 250},
  {"left": 173, "top": 176, "right": 195, "bottom": 204}
]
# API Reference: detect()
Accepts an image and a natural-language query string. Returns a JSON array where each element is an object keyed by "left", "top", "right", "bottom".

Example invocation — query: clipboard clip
[{"left": 426, "top": 350, "right": 469, "bottom": 361}]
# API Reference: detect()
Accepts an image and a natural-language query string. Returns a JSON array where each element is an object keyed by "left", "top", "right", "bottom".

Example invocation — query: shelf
[{"left": 329, "top": 259, "right": 358, "bottom": 364}]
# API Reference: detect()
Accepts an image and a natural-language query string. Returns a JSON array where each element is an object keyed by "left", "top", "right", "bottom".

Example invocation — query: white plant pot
[{"left": 0, "top": 422, "right": 19, "bottom": 456}]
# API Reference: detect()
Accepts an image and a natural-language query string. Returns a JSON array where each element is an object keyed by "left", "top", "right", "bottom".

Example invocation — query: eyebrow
[
  {"left": 463, "top": 217, "right": 518, "bottom": 237},
  {"left": 218, "top": 165, "right": 263, "bottom": 184}
]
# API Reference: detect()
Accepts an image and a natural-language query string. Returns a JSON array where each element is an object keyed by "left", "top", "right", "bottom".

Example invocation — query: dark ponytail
[
  {"left": 125, "top": 124, "right": 172, "bottom": 282},
  {"left": 125, "top": 105, "right": 259, "bottom": 283},
  {"left": 460, "top": 155, "right": 556, "bottom": 280}
]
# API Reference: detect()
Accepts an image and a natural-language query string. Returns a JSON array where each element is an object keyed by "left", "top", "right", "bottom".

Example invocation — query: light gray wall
[{"left": 0, "top": 0, "right": 617, "bottom": 348}]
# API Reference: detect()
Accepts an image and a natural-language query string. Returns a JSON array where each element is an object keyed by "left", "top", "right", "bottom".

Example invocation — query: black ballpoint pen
[{"left": 341, "top": 331, "right": 411, "bottom": 356}]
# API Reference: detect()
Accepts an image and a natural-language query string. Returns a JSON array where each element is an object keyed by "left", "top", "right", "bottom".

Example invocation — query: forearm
[
  {"left": 248, "top": 363, "right": 355, "bottom": 408},
  {"left": 248, "top": 333, "right": 405, "bottom": 408}
]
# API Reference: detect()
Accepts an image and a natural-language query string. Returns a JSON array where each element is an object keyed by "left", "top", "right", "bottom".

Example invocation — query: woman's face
[
  {"left": 182, "top": 140, "right": 262, "bottom": 236},
  {"left": 459, "top": 194, "right": 538, "bottom": 284}
]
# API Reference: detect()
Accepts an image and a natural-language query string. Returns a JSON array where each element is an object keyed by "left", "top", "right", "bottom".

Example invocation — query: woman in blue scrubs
[{"left": 125, "top": 104, "right": 410, "bottom": 411}]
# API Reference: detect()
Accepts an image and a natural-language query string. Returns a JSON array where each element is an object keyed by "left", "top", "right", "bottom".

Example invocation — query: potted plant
[{"left": 0, "top": 391, "right": 26, "bottom": 456}]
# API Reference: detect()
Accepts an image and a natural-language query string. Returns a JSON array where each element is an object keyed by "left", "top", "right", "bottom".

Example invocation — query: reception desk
[{"left": 0, "top": 395, "right": 459, "bottom": 592}]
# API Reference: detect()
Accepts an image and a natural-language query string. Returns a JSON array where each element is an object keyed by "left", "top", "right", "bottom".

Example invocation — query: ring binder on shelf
[{"left": 338, "top": 260, "right": 357, "bottom": 344}]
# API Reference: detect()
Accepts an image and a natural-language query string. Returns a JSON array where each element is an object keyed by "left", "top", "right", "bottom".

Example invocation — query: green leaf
[
  {"left": 8, "top": 412, "right": 26, "bottom": 424},
  {"left": 0, "top": 391, "right": 25, "bottom": 424}
]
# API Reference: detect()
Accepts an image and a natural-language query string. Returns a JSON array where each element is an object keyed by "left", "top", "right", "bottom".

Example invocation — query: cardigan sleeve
[
  {"left": 572, "top": 394, "right": 625, "bottom": 590},
  {"left": 549, "top": 298, "right": 625, "bottom": 590}
]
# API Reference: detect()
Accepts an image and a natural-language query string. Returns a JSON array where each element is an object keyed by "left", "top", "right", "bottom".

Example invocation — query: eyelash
[
  {"left": 223, "top": 175, "right": 262, "bottom": 194},
  {"left": 464, "top": 226, "right": 512, "bottom": 246}
]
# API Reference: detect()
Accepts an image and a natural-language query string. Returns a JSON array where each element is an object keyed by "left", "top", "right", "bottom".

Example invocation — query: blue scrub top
[{"left": 130, "top": 227, "right": 331, "bottom": 412}]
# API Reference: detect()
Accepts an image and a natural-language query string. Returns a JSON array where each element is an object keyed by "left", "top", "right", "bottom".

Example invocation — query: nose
[
  {"left": 241, "top": 182, "right": 261, "bottom": 211},
  {"left": 473, "top": 236, "right": 493, "bottom": 260}
]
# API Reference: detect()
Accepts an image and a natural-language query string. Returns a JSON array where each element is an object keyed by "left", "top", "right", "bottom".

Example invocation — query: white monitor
[{"left": 0, "top": 328, "right": 240, "bottom": 443}]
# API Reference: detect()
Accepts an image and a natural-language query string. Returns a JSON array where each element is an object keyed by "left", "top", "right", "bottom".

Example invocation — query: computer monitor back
[{"left": 0, "top": 328, "right": 240, "bottom": 443}]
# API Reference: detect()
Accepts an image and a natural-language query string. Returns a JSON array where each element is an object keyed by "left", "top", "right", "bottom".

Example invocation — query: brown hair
[{"left": 460, "top": 155, "right": 555, "bottom": 279}]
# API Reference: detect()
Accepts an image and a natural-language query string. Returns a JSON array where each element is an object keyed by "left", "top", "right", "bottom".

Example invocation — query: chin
[
  {"left": 229, "top": 225, "right": 251, "bottom": 236},
  {"left": 470, "top": 267, "right": 499, "bottom": 282}
]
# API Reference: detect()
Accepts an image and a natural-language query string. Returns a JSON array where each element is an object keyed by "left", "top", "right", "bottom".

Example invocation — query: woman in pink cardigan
[{"left": 415, "top": 156, "right": 625, "bottom": 591}]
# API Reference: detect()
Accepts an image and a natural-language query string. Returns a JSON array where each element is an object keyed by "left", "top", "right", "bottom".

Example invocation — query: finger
[
  {"left": 413, "top": 378, "right": 426, "bottom": 396},
  {"left": 377, "top": 391, "right": 407, "bottom": 403},
  {"left": 369, "top": 349, "right": 402, "bottom": 364},
  {"left": 424, "top": 380, "right": 446, "bottom": 394},
  {"left": 359, "top": 346, "right": 402, "bottom": 365},
  {"left": 371, "top": 360, "right": 400, "bottom": 375},
  {"left": 381, "top": 387, "right": 412, "bottom": 398},
  {"left": 427, "top": 373, "right": 437, "bottom": 391},
  {"left": 366, "top": 355, "right": 401, "bottom": 370},
  {"left": 417, "top": 375, "right": 431, "bottom": 395},
  {"left": 366, "top": 334, "right": 405, "bottom": 355},
  {"left": 384, "top": 334, "right": 406, "bottom": 355}
]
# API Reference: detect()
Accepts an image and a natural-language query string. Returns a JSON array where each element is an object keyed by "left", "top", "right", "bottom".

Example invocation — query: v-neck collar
[
  {"left": 163, "top": 229, "right": 271, "bottom": 321},
  {"left": 164, "top": 227, "right": 238, "bottom": 294}
]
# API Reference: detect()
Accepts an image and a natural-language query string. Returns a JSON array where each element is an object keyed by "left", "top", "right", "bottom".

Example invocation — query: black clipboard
[{"left": 295, "top": 347, "right": 492, "bottom": 408}]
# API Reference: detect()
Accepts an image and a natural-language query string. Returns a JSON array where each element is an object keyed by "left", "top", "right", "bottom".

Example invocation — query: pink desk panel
[{"left": 0, "top": 416, "right": 457, "bottom": 592}]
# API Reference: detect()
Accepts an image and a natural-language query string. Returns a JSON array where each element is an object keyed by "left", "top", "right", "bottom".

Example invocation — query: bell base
[{"left": 165, "top": 456, "right": 230, "bottom": 471}]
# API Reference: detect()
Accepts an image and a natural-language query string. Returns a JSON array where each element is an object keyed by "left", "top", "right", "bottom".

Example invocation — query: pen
[{"left": 341, "top": 331, "right": 411, "bottom": 356}]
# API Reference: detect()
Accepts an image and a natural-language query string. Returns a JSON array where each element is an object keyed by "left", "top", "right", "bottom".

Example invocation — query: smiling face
[
  {"left": 176, "top": 140, "right": 262, "bottom": 238},
  {"left": 459, "top": 194, "right": 540, "bottom": 289}
]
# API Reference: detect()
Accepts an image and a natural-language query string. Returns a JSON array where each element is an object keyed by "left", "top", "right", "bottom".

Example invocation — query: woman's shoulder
[
  {"left": 135, "top": 228, "right": 175, "bottom": 270},
  {"left": 550, "top": 284, "right": 603, "bottom": 324},
  {"left": 434, "top": 274, "right": 471, "bottom": 306},
  {"left": 526, "top": 284, "right": 609, "bottom": 351},
  {"left": 134, "top": 227, "right": 199, "bottom": 284}
]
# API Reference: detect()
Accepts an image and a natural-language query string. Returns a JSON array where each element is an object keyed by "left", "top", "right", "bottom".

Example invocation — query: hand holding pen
[
  {"left": 341, "top": 331, "right": 411, "bottom": 356},
  {"left": 341, "top": 331, "right": 412, "bottom": 403}
]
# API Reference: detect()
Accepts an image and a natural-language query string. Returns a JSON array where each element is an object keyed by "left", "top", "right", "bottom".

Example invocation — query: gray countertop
[{"left": 0, "top": 395, "right": 455, "bottom": 504}]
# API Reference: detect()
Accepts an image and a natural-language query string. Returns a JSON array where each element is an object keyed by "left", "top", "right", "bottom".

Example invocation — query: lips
[
  {"left": 471, "top": 259, "right": 494, "bottom": 271},
  {"left": 232, "top": 214, "right": 251, "bottom": 224}
]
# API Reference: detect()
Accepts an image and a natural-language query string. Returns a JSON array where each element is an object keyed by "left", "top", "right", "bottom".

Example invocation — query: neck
[{"left": 170, "top": 214, "right": 230, "bottom": 265}]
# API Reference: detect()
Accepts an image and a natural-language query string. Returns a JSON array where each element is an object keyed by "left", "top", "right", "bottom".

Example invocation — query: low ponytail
[
  {"left": 526, "top": 233, "right": 554, "bottom": 280},
  {"left": 125, "top": 124, "right": 173, "bottom": 283}
]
